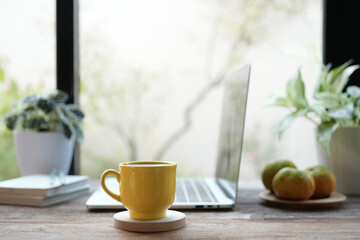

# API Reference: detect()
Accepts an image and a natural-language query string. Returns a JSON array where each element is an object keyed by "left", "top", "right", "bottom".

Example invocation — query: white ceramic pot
[
  {"left": 316, "top": 127, "right": 360, "bottom": 195},
  {"left": 14, "top": 131, "right": 75, "bottom": 176}
]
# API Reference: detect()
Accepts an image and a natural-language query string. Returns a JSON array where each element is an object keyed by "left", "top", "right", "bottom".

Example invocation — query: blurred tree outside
[
  {"left": 79, "top": 0, "right": 314, "bottom": 178},
  {"left": 0, "top": 0, "right": 320, "bottom": 179},
  {"left": 0, "top": 1, "right": 55, "bottom": 180},
  {"left": 0, "top": 61, "right": 22, "bottom": 180}
]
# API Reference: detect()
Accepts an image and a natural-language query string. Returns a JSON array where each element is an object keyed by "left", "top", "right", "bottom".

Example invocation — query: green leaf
[
  {"left": 73, "top": 121, "right": 84, "bottom": 143},
  {"left": 66, "top": 104, "right": 85, "bottom": 121},
  {"left": 326, "top": 103, "right": 354, "bottom": 120},
  {"left": 328, "top": 61, "right": 359, "bottom": 95},
  {"left": 335, "top": 64, "right": 360, "bottom": 95},
  {"left": 278, "top": 108, "right": 309, "bottom": 139},
  {"left": 326, "top": 60, "right": 351, "bottom": 92},
  {"left": 59, "top": 105, "right": 84, "bottom": 143},
  {"left": 61, "top": 123, "right": 73, "bottom": 139},
  {"left": 23, "top": 116, "right": 49, "bottom": 131},
  {"left": 316, "top": 122, "right": 339, "bottom": 155},
  {"left": 4, "top": 113, "right": 19, "bottom": 130},
  {"left": 314, "top": 64, "right": 331, "bottom": 98},
  {"left": 314, "top": 61, "right": 359, "bottom": 97},
  {"left": 37, "top": 97, "right": 55, "bottom": 113},
  {"left": 286, "top": 70, "right": 308, "bottom": 109},
  {"left": 23, "top": 95, "right": 39, "bottom": 104},
  {"left": 53, "top": 103, "right": 84, "bottom": 142},
  {"left": 49, "top": 90, "right": 69, "bottom": 103},
  {"left": 55, "top": 106, "right": 75, "bottom": 139},
  {"left": 346, "top": 86, "right": 360, "bottom": 98},
  {"left": 316, "top": 92, "right": 343, "bottom": 108},
  {"left": 309, "top": 104, "right": 326, "bottom": 116}
]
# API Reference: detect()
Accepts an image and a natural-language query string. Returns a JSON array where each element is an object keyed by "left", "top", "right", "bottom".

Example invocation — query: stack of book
[{"left": 0, "top": 174, "right": 89, "bottom": 207}]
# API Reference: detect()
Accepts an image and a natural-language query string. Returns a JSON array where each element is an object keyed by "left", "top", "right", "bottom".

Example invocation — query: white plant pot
[
  {"left": 316, "top": 127, "right": 360, "bottom": 195},
  {"left": 14, "top": 131, "right": 75, "bottom": 176}
]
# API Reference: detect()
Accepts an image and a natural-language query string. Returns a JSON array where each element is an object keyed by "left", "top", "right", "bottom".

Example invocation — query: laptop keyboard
[{"left": 174, "top": 178, "right": 217, "bottom": 203}]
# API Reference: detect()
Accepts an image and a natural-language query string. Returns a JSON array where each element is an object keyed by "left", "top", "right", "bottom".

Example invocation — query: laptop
[{"left": 86, "top": 64, "right": 251, "bottom": 209}]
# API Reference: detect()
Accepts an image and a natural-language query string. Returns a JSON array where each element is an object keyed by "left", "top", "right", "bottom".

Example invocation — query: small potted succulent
[
  {"left": 4, "top": 90, "right": 85, "bottom": 175},
  {"left": 266, "top": 60, "right": 360, "bottom": 194}
]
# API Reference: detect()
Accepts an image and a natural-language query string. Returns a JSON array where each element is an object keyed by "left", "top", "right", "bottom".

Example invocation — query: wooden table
[{"left": 1, "top": 182, "right": 360, "bottom": 239}]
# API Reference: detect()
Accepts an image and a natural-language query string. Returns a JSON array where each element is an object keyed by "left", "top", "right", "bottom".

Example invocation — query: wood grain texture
[
  {"left": 1, "top": 181, "right": 360, "bottom": 240},
  {"left": 113, "top": 210, "right": 185, "bottom": 232}
]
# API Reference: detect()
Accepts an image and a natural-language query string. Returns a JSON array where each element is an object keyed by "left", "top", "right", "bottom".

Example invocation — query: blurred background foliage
[
  {"left": 0, "top": 60, "right": 21, "bottom": 180},
  {"left": 0, "top": 0, "right": 320, "bottom": 180}
]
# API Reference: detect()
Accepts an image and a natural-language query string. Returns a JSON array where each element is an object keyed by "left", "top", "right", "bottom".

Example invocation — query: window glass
[
  {"left": 79, "top": 0, "right": 322, "bottom": 180},
  {"left": 0, "top": 0, "right": 55, "bottom": 180}
]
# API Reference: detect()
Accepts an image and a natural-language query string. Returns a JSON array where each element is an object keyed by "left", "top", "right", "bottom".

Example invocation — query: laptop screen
[{"left": 215, "top": 65, "right": 251, "bottom": 197}]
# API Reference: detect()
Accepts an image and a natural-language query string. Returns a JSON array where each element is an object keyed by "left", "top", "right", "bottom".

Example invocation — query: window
[
  {"left": 79, "top": 0, "right": 322, "bottom": 179},
  {"left": 2, "top": 0, "right": 358, "bottom": 181},
  {"left": 0, "top": 0, "right": 55, "bottom": 180}
]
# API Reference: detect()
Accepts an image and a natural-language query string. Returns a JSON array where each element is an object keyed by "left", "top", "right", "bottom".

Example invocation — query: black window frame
[
  {"left": 323, "top": 0, "right": 360, "bottom": 87},
  {"left": 56, "top": 0, "right": 79, "bottom": 175}
]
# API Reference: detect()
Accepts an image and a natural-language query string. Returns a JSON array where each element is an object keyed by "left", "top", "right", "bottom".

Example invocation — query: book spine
[
  {"left": 42, "top": 188, "right": 89, "bottom": 207},
  {"left": 0, "top": 188, "right": 46, "bottom": 196},
  {"left": 0, "top": 196, "right": 42, "bottom": 206}
]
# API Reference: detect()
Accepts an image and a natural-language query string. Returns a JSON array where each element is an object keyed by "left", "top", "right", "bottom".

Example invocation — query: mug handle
[{"left": 100, "top": 169, "right": 121, "bottom": 202}]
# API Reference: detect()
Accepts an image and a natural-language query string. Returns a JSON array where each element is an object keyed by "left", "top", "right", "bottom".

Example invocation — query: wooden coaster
[{"left": 113, "top": 210, "right": 185, "bottom": 232}]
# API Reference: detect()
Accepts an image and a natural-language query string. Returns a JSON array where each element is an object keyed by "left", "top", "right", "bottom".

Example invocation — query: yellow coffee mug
[{"left": 100, "top": 161, "right": 177, "bottom": 220}]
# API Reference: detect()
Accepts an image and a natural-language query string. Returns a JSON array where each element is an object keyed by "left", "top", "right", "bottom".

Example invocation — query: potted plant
[
  {"left": 266, "top": 60, "right": 360, "bottom": 194},
  {"left": 4, "top": 90, "right": 85, "bottom": 176}
]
